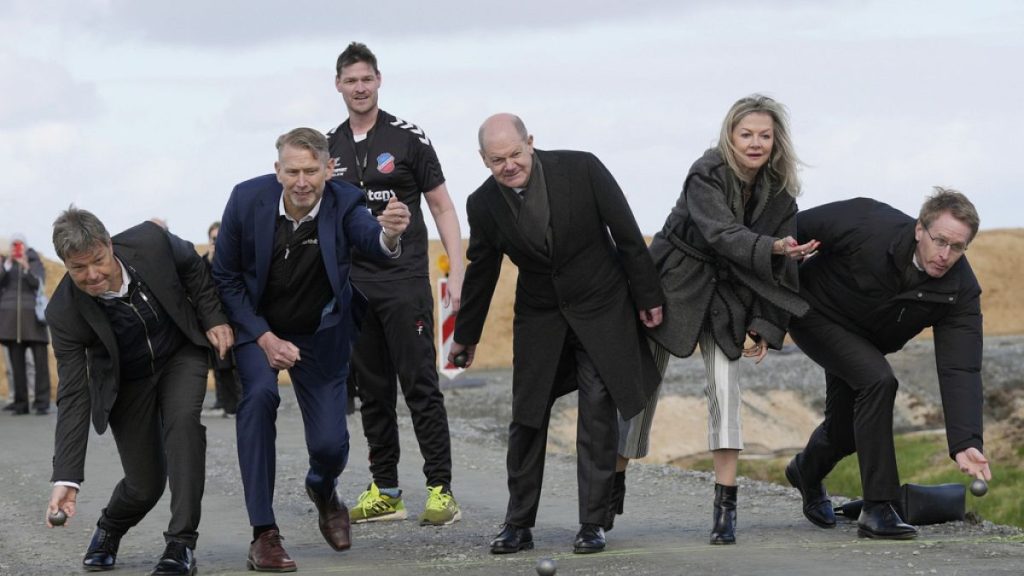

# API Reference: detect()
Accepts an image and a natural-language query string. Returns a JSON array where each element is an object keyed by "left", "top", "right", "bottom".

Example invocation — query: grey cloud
[{"left": 38, "top": 0, "right": 700, "bottom": 47}]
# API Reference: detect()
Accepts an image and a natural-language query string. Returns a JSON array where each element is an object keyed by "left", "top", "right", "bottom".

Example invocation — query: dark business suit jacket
[
  {"left": 212, "top": 175, "right": 388, "bottom": 374},
  {"left": 46, "top": 222, "right": 228, "bottom": 482},
  {"left": 455, "top": 149, "right": 664, "bottom": 429}
]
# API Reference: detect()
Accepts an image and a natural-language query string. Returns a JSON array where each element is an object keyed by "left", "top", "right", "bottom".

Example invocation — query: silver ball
[
  {"left": 969, "top": 478, "right": 988, "bottom": 497},
  {"left": 49, "top": 510, "right": 67, "bottom": 526},
  {"left": 536, "top": 557, "right": 557, "bottom": 576}
]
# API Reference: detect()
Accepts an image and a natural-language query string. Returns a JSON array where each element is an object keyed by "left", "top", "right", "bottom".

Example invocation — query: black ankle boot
[{"left": 710, "top": 483, "right": 737, "bottom": 545}]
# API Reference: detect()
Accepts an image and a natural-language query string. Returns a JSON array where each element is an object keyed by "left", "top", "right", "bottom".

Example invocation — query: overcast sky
[{"left": 1, "top": 0, "right": 1020, "bottom": 258}]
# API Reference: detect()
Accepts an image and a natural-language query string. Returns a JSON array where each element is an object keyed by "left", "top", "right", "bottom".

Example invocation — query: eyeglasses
[{"left": 923, "top": 226, "right": 968, "bottom": 254}]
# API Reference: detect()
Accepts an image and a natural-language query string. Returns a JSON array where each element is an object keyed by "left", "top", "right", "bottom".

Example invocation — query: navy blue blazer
[{"left": 213, "top": 175, "right": 389, "bottom": 372}]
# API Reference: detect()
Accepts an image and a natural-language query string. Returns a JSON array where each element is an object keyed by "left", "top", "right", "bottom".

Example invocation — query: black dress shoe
[
  {"left": 489, "top": 524, "right": 533, "bottom": 554},
  {"left": 857, "top": 501, "right": 918, "bottom": 540},
  {"left": 151, "top": 541, "right": 196, "bottom": 575},
  {"left": 573, "top": 523, "right": 606, "bottom": 554},
  {"left": 786, "top": 455, "right": 836, "bottom": 528},
  {"left": 83, "top": 527, "right": 122, "bottom": 571}
]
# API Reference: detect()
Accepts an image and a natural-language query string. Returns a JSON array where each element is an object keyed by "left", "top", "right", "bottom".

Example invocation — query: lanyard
[{"left": 348, "top": 127, "right": 377, "bottom": 191}]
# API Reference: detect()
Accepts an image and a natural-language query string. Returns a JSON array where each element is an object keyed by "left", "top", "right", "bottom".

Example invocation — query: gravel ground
[{"left": 0, "top": 337, "right": 1021, "bottom": 575}]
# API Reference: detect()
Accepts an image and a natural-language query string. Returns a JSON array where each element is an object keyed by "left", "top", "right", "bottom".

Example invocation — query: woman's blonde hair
[{"left": 717, "top": 94, "right": 802, "bottom": 197}]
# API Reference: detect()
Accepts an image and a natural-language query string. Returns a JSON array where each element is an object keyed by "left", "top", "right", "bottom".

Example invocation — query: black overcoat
[{"left": 455, "top": 149, "right": 664, "bottom": 429}]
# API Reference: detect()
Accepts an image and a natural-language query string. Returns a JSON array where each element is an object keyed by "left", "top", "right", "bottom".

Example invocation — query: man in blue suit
[{"left": 213, "top": 127, "right": 409, "bottom": 572}]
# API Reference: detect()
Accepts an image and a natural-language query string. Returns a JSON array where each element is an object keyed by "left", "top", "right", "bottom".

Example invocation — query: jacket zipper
[
  {"left": 139, "top": 290, "right": 159, "bottom": 322},
  {"left": 120, "top": 299, "right": 156, "bottom": 375}
]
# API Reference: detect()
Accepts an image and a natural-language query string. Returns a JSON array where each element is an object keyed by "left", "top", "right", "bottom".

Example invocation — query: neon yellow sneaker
[
  {"left": 419, "top": 485, "right": 462, "bottom": 526},
  {"left": 349, "top": 483, "right": 408, "bottom": 523}
]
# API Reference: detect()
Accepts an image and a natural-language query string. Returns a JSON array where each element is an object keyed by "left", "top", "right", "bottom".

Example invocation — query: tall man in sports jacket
[
  {"left": 45, "top": 208, "right": 233, "bottom": 575},
  {"left": 213, "top": 127, "right": 409, "bottom": 571},
  {"left": 450, "top": 113, "right": 664, "bottom": 555},
  {"left": 785, "top": 189, "right": 992, "bottom": 540},
  {"left": 327, "top": 42, "right": 464, "bottom": 526}
]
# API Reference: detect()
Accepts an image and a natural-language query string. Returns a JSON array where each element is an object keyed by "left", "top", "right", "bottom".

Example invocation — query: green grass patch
[{"left": 681, "top": 432, "right": 1024, "bottom": 527}]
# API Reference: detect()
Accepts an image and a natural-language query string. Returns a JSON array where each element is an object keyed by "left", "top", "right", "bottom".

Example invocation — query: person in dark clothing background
[
  {"left": 201, "top": 221, "right": 241, "bottom": 417},
  {"left": 785, "top": 189, "right": 991, "bottom": 540},
  {"left": 0, "top": 233, "right": 51, "bottom": 415}
]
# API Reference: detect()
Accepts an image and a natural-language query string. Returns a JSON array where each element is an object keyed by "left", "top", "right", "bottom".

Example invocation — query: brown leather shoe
[
  {"left": 247, "top": 529, "right": 296, "bottom": 572},
  {"left": 306, "top": 486, "right": 352, "bottom": 551}
]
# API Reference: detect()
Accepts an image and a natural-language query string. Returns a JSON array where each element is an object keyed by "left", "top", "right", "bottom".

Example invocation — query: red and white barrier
[{"left": 437, "top": 277, "right": 464, "bottom": 379}]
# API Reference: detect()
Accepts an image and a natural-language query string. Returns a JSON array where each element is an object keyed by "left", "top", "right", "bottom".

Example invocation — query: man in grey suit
[
  {"left": 44, "top": 207, "right": 233, "bottom": 575},
  {"left": 450, "top": 114, "right": 664, "bottom": 555}
]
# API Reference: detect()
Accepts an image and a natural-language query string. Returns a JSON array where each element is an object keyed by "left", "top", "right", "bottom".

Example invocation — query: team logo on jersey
[
  {"left": 376, "top": 152, "right": 395, "bottom": 174},
  {"left": 331, "top": 158, "right": 348, "bottom": 178}
]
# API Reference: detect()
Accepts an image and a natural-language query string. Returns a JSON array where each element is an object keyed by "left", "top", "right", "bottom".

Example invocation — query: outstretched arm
[{"left": 425, "top": 183, "right": 465, "bottom": 312}]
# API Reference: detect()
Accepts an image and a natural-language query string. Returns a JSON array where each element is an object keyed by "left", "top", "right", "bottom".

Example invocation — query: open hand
[{"left": 775, "top": 236, "right": 820, "bottom": 260}]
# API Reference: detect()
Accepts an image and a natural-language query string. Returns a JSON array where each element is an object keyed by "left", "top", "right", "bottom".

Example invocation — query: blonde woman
[{"left": 623, "top": 95, "right": 817, "bottom": 544}]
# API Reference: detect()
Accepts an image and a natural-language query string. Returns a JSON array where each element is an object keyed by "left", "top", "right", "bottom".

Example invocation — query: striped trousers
[{"left": 618, "top": 326, "right": 744, "bottom": 458}]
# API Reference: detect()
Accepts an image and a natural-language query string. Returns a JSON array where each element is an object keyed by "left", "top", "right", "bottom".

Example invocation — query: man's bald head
[
  {"left": 478, "top": 113, "right": 529, "bottom": 150},
  {"left": 478, "top": 113, "right": 535, "bottom": 189}
]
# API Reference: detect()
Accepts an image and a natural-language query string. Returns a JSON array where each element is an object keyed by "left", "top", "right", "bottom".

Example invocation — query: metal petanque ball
[
  {"left": 536, "top": 557, "right": 557, "bottom": 576},
  {"left": 970, "top": 478, "right": 988, "bottom": 497},
  {"left": 453, "top": 351, "right": 469, "bottom": 368},
  {"left": 49, "top": 510, "right": 67, "bottom": 526}
]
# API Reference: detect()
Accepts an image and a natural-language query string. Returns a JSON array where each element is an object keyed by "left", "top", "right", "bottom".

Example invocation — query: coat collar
[{"left": 481, "top": 149, "right": 561, "bottom": 264}]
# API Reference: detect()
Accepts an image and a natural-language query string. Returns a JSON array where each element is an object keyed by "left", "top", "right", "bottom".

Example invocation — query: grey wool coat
[{"left": 647, "top": 148, "right": 808, "bottom": 360}]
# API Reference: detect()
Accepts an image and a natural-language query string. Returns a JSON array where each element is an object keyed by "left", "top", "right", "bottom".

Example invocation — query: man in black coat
[
  {"left": 202, "top": 221, "right": 241, "bottom": 416},
  {"left": 785, "top": 189, "right": 991, "bottom": 540},
  {"left": 44, "top": 207, "right": 233, "bottom": 575},
  {"left": 450, "top": 113, "right": 664, "bottom": 555}
]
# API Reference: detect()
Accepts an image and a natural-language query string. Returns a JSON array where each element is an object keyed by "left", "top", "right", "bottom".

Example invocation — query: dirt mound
[{"left": 428, "top": 228, "right": 1024, "bottom": 368}]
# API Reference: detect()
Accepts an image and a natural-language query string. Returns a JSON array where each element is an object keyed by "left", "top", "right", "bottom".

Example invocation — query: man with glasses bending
[{"left": 784, "top": 188, "right": 991, "bottom": 540}]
